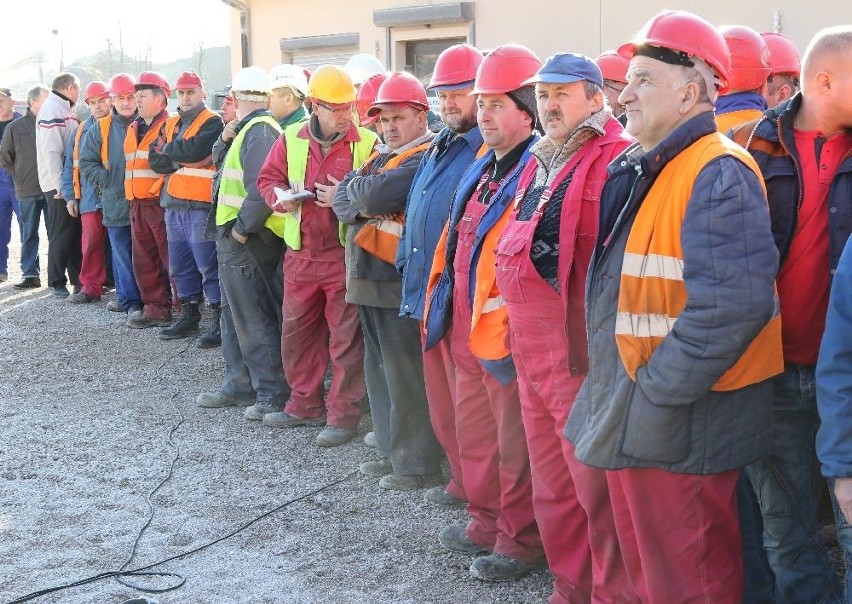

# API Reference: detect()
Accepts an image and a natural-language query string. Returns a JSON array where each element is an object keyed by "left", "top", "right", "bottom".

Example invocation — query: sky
[{"left": 1, "top": 0, "right": 231, "bottom": 87}]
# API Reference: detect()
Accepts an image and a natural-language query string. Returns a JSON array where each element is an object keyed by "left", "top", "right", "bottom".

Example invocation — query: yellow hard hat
[{"left": 307, "top": 65, "right": 356, "bottom": 104}]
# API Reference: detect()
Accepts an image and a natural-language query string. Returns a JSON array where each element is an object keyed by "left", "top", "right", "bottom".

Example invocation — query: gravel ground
[{"left": 0, "top": 226, "right": 552, "bottom": 603}]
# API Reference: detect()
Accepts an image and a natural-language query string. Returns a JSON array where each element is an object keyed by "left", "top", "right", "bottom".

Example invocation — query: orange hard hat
[
  {"left": 720, "top": 25, "right": 771, "bottom": 91},
  {"left": 471, "top": 44, "right": 542, "bottom": 95},
  {"left": 175, "top": 71, "right": 204, "bottom": 90},
  {"left": 761, "top": 32, "right": 800, "bottom": 76},
  {"left": 595, "top": 51, "right": 630, "bottom": 84},
  {"left": 619, "top": 10, "right": 732, "bottom": 93},
  {"left": 356, "top": 72, "right": 388, "bottom": 125},
  {"left": 367, "top": 71, "right": 428, "bottom": 117},
  {"left": 429, "top": 44, "right": 483, "bottom": 90},
  {"left": 108, "top": 73, "right": 136, "bottom": 97},
  {"left": 135, "top": 71, "right": 171, "bottom": 97},
  {"left": 84, "top": 81, "right": 110, "bottom": 103}
]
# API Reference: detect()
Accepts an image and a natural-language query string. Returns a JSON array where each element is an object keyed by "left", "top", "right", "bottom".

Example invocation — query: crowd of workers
[{"left": 2, "top": 7, "right": 852, "bottom": 603}]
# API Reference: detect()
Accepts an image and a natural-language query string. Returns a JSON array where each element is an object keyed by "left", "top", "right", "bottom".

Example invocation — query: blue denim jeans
[
  {"left": 745, "top": 364, "right": 842, "bottom": 603},
  {"left": 106, "top": 225, "right": 142, "bottom": 311},
  {"left": 17, "top": 194, "right": 45, "bottom": 277},
  {"left": 165, "top": 208, "right": 220, "bottom": 303},
  {"left": 0, "top": 184, "right": 22, "bottom": 275},
  {"left": 828, "top": 478, "right": 852, "bottom": 604}
]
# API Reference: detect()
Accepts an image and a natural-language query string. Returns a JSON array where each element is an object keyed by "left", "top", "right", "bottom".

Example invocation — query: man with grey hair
[
  {"left": 0, "top": 85, "right": 49, "bottom": 288},
  {"left": 732, "top": 24, "right": 852, "bottom": 603},
  {"left": 566, "top": 10, "right": 782, "bottom": 602},
  {"left": 36, "top": 73, "right": 82, "bottom": 297}
]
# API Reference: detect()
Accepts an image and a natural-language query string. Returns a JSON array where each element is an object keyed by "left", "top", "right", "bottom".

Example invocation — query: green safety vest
[
  {"left": 281, "top": 122, "right": 378, "bottom": 250},
  {"left": 216, "top": 114, "right": 285, "bottom": 236}
]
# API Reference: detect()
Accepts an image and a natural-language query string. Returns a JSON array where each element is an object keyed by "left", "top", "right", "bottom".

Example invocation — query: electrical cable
[{"left": 5, "top": 334, "right": 357, "bottom": 604}]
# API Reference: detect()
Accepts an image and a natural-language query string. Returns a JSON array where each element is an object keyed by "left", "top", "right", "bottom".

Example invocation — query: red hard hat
[
  {"left": 619, "top": 10, "right": 732, "bottom": 94},
  {"left": 367, "top": 71, "right": 428, "bottom": 117},
  {"left": 175, "top": 71, "right": 204, "bottom": 90},
  {"left": 428, "top": 44, "right": 483, "bottom": 90},
  {"left": 356, "top": 72, "right": 388, "bottom": 126},
  {"left": 761, "top": 32, "right": 801, "bottom": 76},
  {"left": 109, "top": 73, "right": 136, "bottom": 97},
  {"left": 471, "top": 44, "right": 542, "bottom": 95},
  {"left": 720, "top": 25, "right": 771, "bottom": 91},
  {"left": 595, "top": 51, "right": 630, "bottom": 84},
  {"left": 84, "top": 81, "right": 110, "bottom": 103},
  {"left": 135, "top": 71, "right": 171, "bottom": 97}
]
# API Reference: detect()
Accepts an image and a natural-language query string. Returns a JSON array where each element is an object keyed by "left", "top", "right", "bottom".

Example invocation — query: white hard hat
[
  {"left": 269, "top": 64, "right": 309, "bottom": 96},
  {"left": 343, "top": 54, "right": 385, "bottom": 85},
  {"left": 231, "top": 66, "right": 271, "bottom": 95}
]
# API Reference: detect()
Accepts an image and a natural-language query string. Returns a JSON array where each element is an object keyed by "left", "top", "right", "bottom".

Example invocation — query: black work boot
[
  {"left": 197, "top": 303, "right": 222, "bottom": 348},
  {"left": 159, "top": 300, "right": 201, "bottom": 340}
]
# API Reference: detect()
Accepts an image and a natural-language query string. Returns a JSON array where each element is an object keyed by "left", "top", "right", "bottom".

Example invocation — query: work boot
[
  {"left": 469, "top": 553, "right": 545, "bottom": 582},
  {"left": 438, "top": 524, "right": 491, "bottom": 555},
  {"left": 159, "top": 300, "right": 201, "bottom": 340},
  {"left": 197, "top": 390, "right": 254, "bottom": 408},
  {"left": 106, "top": 300, "right": 125, "bottom": 313},
  {"left": 13, "top": 277, "right": 40, "bottom": 289},
  {"left": 68, "top": 291, "right": 97, "bottom": 304},
  {"left": 127, "top": 310, "right": 171, "bottom": 329},
  {"left": 359, "top": 457, "right": 393, "bottom": 477},
  {"left": 244, "top": 402, "right": 281, "bottom": 421},
  {"left": 262, "top": 411, "right": 325, "bottom": 429},
  {"left": 197, "top": 303, "right": 221, "bottom": 348},
  {"left": 424, "top": 486, "right": 467, "bottom": 508},
  {"left": 380, "top": 472, "right": 442, "bottom": 491},
  {"left": 316, "top": 426, "right": 356, "bottom": 447}
]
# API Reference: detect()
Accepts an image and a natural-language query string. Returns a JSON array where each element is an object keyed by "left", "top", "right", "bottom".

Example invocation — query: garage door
[{"left": 292, "top": 47, "right": 360, "bottom": 71}]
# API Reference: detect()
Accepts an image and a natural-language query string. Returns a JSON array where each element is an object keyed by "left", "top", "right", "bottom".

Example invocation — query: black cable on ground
[{"left": 5, "top": 334, "right": 358, "bottom": 604}]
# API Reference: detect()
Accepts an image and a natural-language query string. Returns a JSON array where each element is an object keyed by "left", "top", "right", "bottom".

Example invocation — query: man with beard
[{"left": 396, "top": 43, "right": 484, "bottom": 508}]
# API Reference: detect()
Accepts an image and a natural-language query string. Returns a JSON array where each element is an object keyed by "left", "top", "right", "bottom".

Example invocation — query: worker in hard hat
[
  {"left": 269, "top": 64, "right": 309, "bottom": 129},
  {"left": 61, "top": 81, "right": 113, "bottom": 305},
  {"left": 761, "top": 32, "right": 801, "bottom": 108},
  {"left": 257, "top": 64, "right": 378, "bottom": 448},
  {"left": 196, "top": 66, "right": 292, "bottom": 415}
]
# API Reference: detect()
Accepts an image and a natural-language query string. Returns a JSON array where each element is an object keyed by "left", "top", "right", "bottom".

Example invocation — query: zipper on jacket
[{"left": 776, "top": 114, "right": 805, "bottom": 265}]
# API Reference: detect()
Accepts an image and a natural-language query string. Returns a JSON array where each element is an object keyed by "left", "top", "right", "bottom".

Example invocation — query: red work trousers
[
  {"left": 496, "top": 211, "right": 637, "bottom": 603},
  {"left": 420, "top": 322, "right": 466, "bottom": 501},
  {"left": 79, "top": 210, "right": 107, "bottom": 298},
  {"left": 282, "top": 254, "right": 365, "bottom": 429},
  {"left": 450, "top": 197, "right": 540, "bottom": 562},
  {"left": 130, "top": 200, "right": 171, "bottom": 320},
  {"left": 607, "top": 468, "right": 742, "bottom": 603}
]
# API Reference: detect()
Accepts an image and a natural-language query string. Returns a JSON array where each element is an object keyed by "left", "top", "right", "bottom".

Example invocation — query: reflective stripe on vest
[
  {"left": 162, "top": 108, "right": 218, "bottom": 203},
  {"left": 216, "top": 114, "right": 284, "bottom": 234},
  {"left": 71, "top": 120, "right": 87, "bottom": 199},
  {"left": 352, "top": 141, "right": 431, "bottom": 263},
  {"left": 123, "top": 117, "right": 166, "bottom": 200},
  {"left": 615, "top": 132, "right": 783, "bottom": 392},
  {"left": 281, "top": 123, "right": 378, "bottom": 250}
]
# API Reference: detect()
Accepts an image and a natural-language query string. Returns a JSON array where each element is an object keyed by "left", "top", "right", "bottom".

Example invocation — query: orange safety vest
[
  {"left": 715, "top": 108, "right": 764, "bottom": 135},
  {"left": 161, "top": 107, "right": 219, "bottom": 203},
  {"left": 353, "top": 141, "right": 432, "bottom": 264},
  {"left": 124, "top": 115, "right": 167, "bottom": 201},
  {"left": 615, "top": 132, "right": 783, "bottom": 391},
  {"left": 72, "top": 116, "right": 112, "bottom": 199},
  {"left": 426, "top": 178, "right": 516, "bottom": 362}
]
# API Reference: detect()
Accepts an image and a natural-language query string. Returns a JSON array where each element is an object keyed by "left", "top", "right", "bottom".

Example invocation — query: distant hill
[{"left": 6, "top": 46, "right": 231, "bottom": 101}]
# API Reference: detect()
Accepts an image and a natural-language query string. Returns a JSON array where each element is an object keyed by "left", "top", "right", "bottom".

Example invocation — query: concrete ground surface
[{"left": 0, "top": 225, "right": 552, "bottom": 603}]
